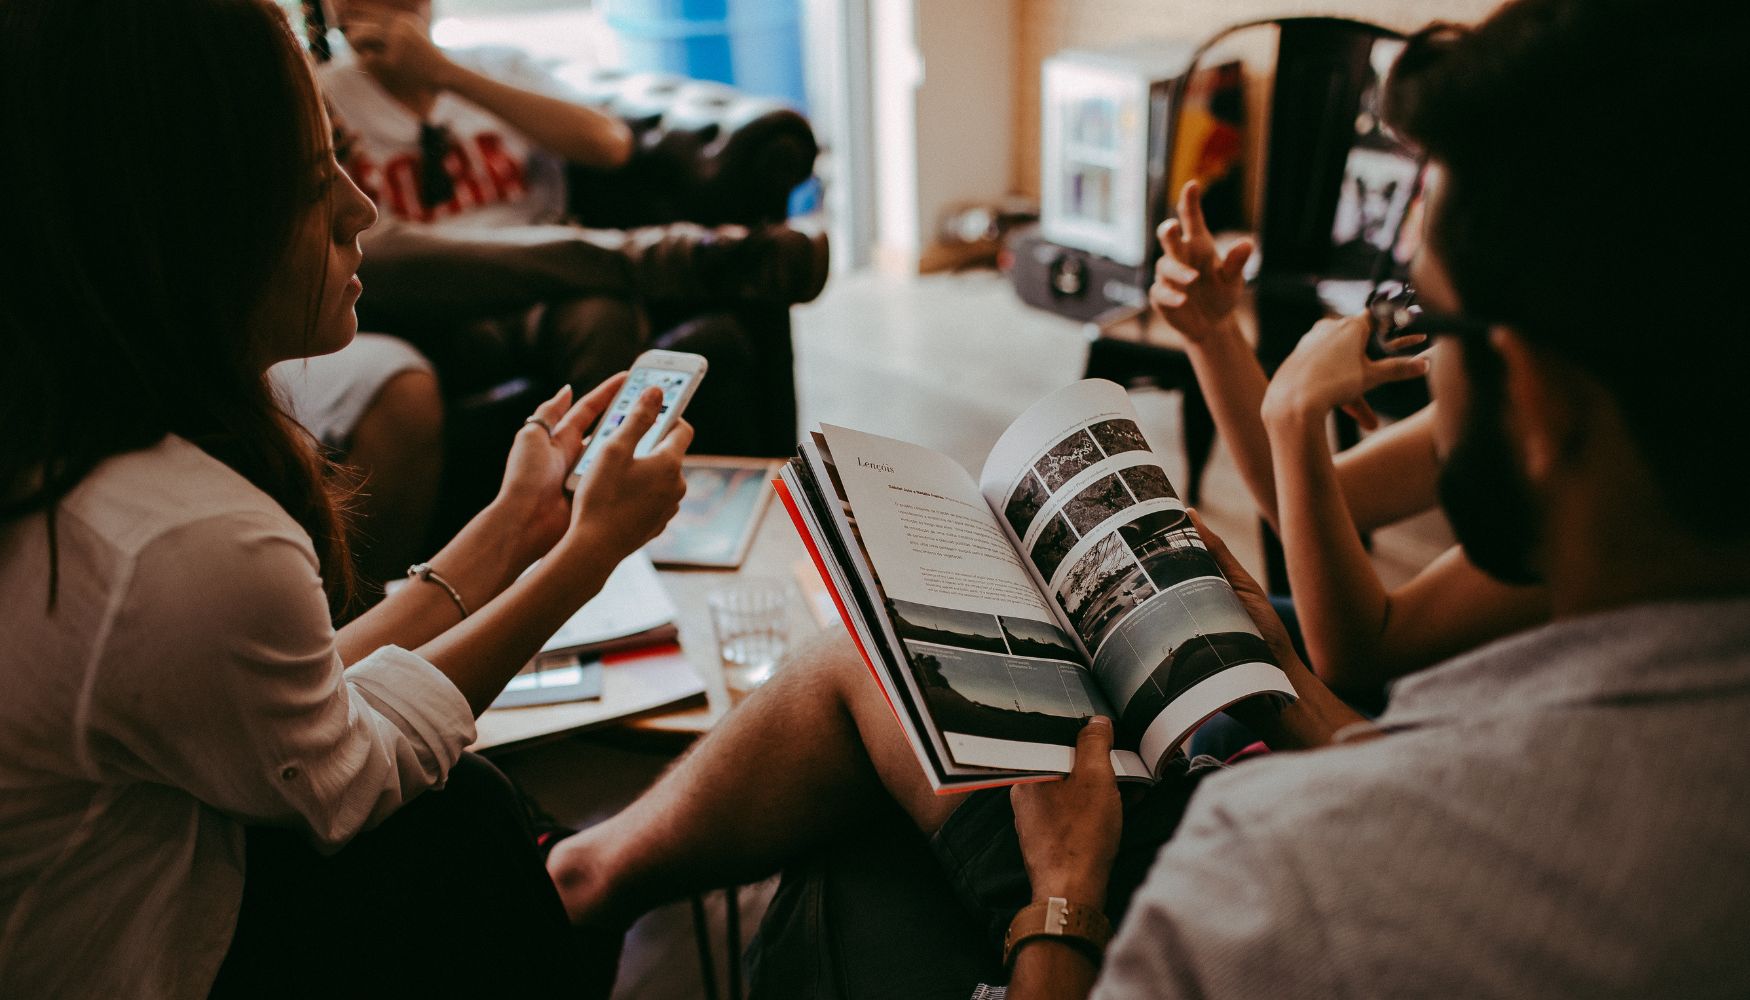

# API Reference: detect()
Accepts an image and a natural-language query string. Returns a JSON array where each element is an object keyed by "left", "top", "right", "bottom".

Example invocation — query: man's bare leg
[{"left": 547, "top": 629, "right": 968, "bottom": 926}]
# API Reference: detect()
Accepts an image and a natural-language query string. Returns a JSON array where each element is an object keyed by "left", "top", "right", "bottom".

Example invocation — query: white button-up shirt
[{"left": 0, "top": 436, "right": 476, "bottom": 998}]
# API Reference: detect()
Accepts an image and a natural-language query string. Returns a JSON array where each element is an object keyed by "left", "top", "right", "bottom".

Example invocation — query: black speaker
[{"left": 1004, "top": 223, "right": 1148, "bottom": 325}]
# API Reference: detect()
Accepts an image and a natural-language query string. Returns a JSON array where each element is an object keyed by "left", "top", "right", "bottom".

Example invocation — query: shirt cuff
[{"left": 345, "top": 645, "right": 477, "bottom": 780}]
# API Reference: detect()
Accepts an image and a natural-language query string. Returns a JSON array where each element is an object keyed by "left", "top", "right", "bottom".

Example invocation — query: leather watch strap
[{"left": 1002, "top": 896, "right": 1112, "bottom": 969}]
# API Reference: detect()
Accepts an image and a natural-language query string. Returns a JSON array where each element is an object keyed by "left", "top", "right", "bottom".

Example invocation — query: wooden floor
[{"left": 496, "top": 268, "right": 1453, "bottom": 998}]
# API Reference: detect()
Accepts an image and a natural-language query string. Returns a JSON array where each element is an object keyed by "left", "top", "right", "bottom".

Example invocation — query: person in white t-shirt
[
  {"left": 269, "top": 331, "right": 446, "bottom": 595},
  {"left": 0, "top": 1, "right": 686, "bottom": 996},
  {"left": 320, "top": 0, "right": 829, "bottom": 392},
  {"left": 326, "top": 6, "right": 629, "bottom": 228}
]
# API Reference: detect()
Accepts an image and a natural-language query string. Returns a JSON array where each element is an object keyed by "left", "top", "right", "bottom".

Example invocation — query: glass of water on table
[{"left": 708, "top": 578, "right": 791, "bottom": 694}]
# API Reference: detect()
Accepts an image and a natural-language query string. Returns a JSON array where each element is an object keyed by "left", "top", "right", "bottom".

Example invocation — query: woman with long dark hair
[{"left": 0, "top": 0, "right": 687, "bottom": 994}]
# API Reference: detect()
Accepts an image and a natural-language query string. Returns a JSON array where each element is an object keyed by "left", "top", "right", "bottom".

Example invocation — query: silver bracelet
[{"left": 407, "top": 562, "right": 469, "bottom": 620}]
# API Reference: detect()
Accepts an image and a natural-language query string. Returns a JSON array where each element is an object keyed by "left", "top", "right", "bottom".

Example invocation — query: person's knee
[
  {"left": 351, "top": 368, "right": 444, "bottom": 459},
  {"left": 443, "top": 753, "right": 522, "bottom": 812},
  {"left": 794, "top": 627, "right": 967, "bottom": 834},
  {"left": 782, "top": 628, "right": 870, "bottom": 716}
]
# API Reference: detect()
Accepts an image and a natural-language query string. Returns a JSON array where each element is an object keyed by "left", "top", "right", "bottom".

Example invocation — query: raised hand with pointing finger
[{"left": 1150, "top": 179, "right": 1256, "bottom": 344}]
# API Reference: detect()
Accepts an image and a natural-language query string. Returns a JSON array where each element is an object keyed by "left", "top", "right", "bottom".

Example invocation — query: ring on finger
[{"left": 523, "top": 415, "right": 556, "bottom": 437}]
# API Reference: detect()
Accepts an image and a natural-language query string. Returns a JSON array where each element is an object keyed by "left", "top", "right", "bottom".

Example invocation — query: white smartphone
[{"left": 564, "top": 349, "right": 707, "bottom": 493}]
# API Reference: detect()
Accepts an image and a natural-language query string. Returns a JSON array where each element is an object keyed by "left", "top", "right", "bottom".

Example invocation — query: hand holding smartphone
[{"left": 565, "top": 349, "right": 708, "bottom": 493}]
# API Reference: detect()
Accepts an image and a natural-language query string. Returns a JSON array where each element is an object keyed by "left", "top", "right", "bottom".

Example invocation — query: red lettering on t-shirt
[
  {"left": 381, "top": 155, "right": 428, "bottom": 222},
  {"left": 340, "top": 131, "right": 528, "bottom": 222},
  {"left": 443, "top": 143, "right": 487, "bottom": 210},
  {"left": 473, "top": 133, "right": 527, "bottom": 202}
]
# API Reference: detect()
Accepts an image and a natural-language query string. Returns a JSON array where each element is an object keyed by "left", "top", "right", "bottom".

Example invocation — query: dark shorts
[
  {"left": 747, "top": 754, "right": 1226, "bottom": 1000},
  {"left": 930, "top": 753, "right": 1227, "bottom": 953},
  {"left": 209, "top": 753, "right": 606, "bottom": 999}
]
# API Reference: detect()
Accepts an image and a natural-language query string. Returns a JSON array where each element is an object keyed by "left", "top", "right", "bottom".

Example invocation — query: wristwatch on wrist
[{"left": 1002, "top": 896, "right": 1112, "bottom": 969}]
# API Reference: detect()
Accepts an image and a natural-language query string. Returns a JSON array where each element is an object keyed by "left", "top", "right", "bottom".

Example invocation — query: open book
[{"left": 777, "top": 379, "right": 1295, "bottom": 791}]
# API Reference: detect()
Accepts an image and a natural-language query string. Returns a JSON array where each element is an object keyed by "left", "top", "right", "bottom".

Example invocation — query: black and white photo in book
[
  {"left": 1061, "top": 472, "right": 1138, "bottom": 537},
  {"left": 1022, "top": 444, "right": 1181, "bottom": 585},
  {"left": 1099, "top": 578, "right": 1275, "bottom": 748},
  {"left": 980, "top": 379, "right": 1295, "bottom": 769},
  {"left": 891, "top": 598, "right": 1103, "bottom": 746},
  {"left": 1000, "top": 614, "right": 1083, "bottom": 662},
  {"left": 1033, "top": 430, "right": 1104, "bottom": 492},
  {"left": 1088, "top": 418, "right": 1150, "bottom": 458},
  {"left": 891, "top": 599, "right": 1010, "bottom": 654},
  {"left": 1058, "top": 533, "right": 1155, "bottom": 655},
  {"left": 1118, "top": 464, "right": 1176, "bottom": 503},
  {"left": 1030, "top": 512, "right": 1078, "bottom": 582},
  {"left": 1004, "top": 469, "right": 1051, "bottom": 539},
  {"left": 1119, "top": 508, "right": 1221, "bottom": 592}
]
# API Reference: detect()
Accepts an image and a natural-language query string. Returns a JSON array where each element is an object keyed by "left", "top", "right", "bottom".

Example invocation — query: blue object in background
[
  {"left": 605, "top": 0, "right": 807, "bottom": 111},
  {"left": 787, "top": 175, "right": 821, "bottom": 218}
]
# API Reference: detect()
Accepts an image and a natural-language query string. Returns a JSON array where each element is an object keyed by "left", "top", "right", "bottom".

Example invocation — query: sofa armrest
[{"left": 561, "top": 69, "right": 818, "bottom": 229}]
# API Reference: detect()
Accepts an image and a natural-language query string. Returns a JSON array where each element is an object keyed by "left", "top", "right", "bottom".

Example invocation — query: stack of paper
[
  {"left": 538, "top": 552, "right": 678, "bottom": 657},
  {"left": 493, "top": 553, "right": 679, "bottom": 709}
]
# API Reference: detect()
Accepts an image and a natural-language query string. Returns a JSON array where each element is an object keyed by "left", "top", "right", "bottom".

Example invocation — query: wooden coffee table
[
  {"left": 473, "top": 474, "right": 819, "bottom": 751},
  {"left": 630, "top": 494, "right": 816, "bottom": 736}
]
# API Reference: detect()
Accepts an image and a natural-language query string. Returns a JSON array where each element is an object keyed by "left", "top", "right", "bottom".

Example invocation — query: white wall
[
  {"left": 868, "top": 0, "right": 1014, "bottom": 268},
  {"left": 912, "top": 1, "right": 1012, "bottom": 250}
]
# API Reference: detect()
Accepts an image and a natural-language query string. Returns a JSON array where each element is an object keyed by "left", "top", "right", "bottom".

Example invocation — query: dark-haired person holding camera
[{"left": 545, "top": 1, "right": 1750, "bottom": 996}]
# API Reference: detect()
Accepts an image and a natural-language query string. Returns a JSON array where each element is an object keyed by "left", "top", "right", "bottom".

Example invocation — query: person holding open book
[
  {"left": 0, "top": 2, "right": 687, "bottom": 995},
  {"left": 549, "top": 1, "right": 1750, "bottom": 996}
]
